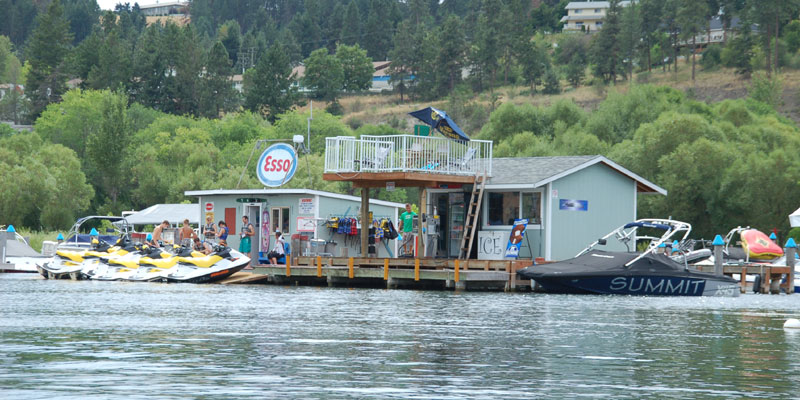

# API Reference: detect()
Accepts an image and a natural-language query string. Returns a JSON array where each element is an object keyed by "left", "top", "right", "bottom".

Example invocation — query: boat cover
[
  {"left": 521, "top": 250, "right": 695, "bottom": 278},
  {"left": 5, "top": 240, "right": 46, "bottom": 258}
]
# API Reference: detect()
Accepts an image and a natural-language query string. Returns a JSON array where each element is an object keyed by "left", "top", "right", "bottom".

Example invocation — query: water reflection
[{"left": 3, "top": 274, "right": 800, "bottom": 398}]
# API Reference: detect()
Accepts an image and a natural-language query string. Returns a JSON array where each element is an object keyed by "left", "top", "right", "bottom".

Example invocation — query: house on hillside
[
  {"left": 677, "top": 16, "right": 748, "bottom": 48},
  {"left": 560, "top": 1, "right": 633, "bottom": 32},
  {"left": 139, "top": 1, "right": 191, "bottom": 26},
  {"left": 289, "top": 61, "right": 409, "bottom": 94}
]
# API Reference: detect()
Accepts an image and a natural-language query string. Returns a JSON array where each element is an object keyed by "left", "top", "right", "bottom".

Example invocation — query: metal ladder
[{"left": 459, "top": 173, "right": 487, "bottom": 260}]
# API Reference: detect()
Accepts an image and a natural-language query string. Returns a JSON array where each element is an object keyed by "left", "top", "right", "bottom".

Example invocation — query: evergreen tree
[
  {"left": 86, "top": 12, "right": 133, "bottom": 91},
  {"left": 619, "top": 1, "right": 641, "bottom": 80},
  {"left": 86, "top": 91, "right": 129, "bottom": 209},
  {"left": 218, "top": 20, "right": 242, "bottom": 68},
  {"left": 342, "top": 0, "right": 361, "bottom": 45},
  {"left": 387, "top": 20, "right": 419, "bottom": 101},
  {"left": 132, "top": 24, "right": 168, "bottom": 110},
  {"left": 63, "top": 0, "right": 101, "bottom": 44},
  {"left": 542, "top": 67, "right": 561, "bottom": 94},
  {"left": 638, "top": 0, "right": 662, "bottom": 72},
  {"left": 363, "top": 0, "right": 393, "bottom": 60},
  {"left": 335, "top": 43, "right": 373, "bottom": 92},
  {"left": 25, "top": 0, "right": 73, "bottom": 122},
  {"left": 678, "top": 0, "right": 709, "bottom": 80},
  {"left": 566, "top": 60, "right": 585, "bottom": 88},
  {"left": 201, "top": 41, "right": 237, "bottom": 118},
  {"left": 435, "top": 15, "right": 468, "bottom": 93},
  {"left": 302, "top": 47, "right": 344, "bottom": 101},
  {"left": 519, "top": 39, "right": 550, "bottom": 93},
  {"left": 473, "top": 0, "right": 504, "bottom": 92},
  {"left": 243, "top": 44, "right": 301, "bottom": 122},
  {"left": 590, "top": 0, "right": 622, "bottom": 83}
]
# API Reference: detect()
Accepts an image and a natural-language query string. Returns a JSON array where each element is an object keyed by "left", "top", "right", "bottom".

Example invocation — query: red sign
[{"left": 205, "top": 202, "right": 213, "bottom": 211}]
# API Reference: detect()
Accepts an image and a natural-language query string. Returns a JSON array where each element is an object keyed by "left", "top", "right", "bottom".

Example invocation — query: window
[
  {"left": 594, "top": 8, "right": 601, "bottom": 13},
  {"left": 486, "top": 191, "right": 542, "bottom": 226},
  {"left": 596, "top": 22, "right": 603, "bottom": 27},
  {"left": 574, "top": 9, "right": 582, "bottom": 14},
  {"left": 576, "top": 22, "right": 584, "bottom": 27},
  {"left": 271, "top": 207, "right": 290, "bottom": 233}
]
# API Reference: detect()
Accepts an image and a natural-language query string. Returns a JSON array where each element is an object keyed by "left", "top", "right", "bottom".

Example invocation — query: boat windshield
[{"left": 576, "top": 219, "right": 692, "bottom": 262}]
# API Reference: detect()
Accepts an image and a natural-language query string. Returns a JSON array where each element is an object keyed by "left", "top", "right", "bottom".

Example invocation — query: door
[
  {"left": 224, "top": 208, "right": 236, "bottom": 244},
  {"left": 448, "top": 192, "right": 465, "bottom": 258},
  {"left": 244, "top": 204, "right": 260, "bottom": 266},
  {"left": 432, "top": 193, "right": 450, "bottom": 258}
]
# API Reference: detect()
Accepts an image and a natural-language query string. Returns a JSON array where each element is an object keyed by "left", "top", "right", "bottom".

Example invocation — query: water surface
[{"left": 3, "top": 274, "right": 800, "bottom": 399}]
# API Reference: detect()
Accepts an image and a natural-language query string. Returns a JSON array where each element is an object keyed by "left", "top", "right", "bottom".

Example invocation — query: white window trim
[{"left": 482, "top": 190, "right": 544, "bottom": 230}]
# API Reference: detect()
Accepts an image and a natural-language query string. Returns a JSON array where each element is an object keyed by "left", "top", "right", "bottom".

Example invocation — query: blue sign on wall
[{"left": 559, "top": 199, "right": 588, "bottom": 211}]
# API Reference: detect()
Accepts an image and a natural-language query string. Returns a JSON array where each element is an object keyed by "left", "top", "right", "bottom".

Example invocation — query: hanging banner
[
  {"left": 257, "top": 143, "right": 298, "bottom": 187},
  {"left": 504, "top": 219, "right": 528, "bottom": 259}
]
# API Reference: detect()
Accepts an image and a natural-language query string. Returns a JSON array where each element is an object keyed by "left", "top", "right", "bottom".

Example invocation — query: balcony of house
[{"left": 323, "top": 135, "right": 493, "bottom": 188}]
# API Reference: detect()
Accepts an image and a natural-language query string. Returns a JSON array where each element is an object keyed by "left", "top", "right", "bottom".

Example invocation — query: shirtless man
[
  {"left": 152, "top": 220, "right": 170, "bottom": 247},
  {"left": 178, "top": 219, "right": 195, "bottom": 246}
]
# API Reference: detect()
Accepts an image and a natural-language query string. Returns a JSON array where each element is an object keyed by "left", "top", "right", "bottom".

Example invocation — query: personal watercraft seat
[
  {"left": 139, "top": 257, "right": 179, "bottom": 269},
  {"left": 177, "top": 255, "right": 223, "bottom": 268},
  {"left": 109, "top": 258, "right": 140, "bottom": 269},
  {"left": 56, "top": 250, "right": 85, "bottom": 263}
]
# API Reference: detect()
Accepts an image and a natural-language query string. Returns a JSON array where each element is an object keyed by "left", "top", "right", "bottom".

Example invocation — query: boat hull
[{"left": 533, "top": 275, "right": 740, "bottom": 297}]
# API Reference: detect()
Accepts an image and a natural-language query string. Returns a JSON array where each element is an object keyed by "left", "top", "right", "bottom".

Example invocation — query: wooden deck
[
  {"left": 219, "top": 256, "right": 534, "bottom": 291},
  {"left": 695, "top": 264, "right": 794, "bottom": 294}
]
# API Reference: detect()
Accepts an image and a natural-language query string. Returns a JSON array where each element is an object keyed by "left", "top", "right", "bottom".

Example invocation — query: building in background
[{"left": 560, "top": 1, "right": 633, "bottom": 32}]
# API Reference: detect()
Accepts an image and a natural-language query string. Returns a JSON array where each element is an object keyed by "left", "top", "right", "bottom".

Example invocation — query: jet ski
[
  {"left": 162, "top": 245, "right": 249, "bottom": 283},
  {"left": 89, "top": 242, "right": 166, "bottom": 281},
  {"left": 517, "top": 219, "right": 740, "bottom": 297},
  {"left": 123, "top": 245, "right": 199, "bottom": 282},
  {"left": 37, "top": 238, "right": 123, "bottom": 280}
]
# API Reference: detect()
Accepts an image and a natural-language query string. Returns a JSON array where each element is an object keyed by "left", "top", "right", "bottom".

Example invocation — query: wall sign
[
  {"left": 386, "top": 181, "right": 395, "bottom": 191},
  {"left": 204, "top": 202, "right": 214, "bottom": 222},
  {"left": 478, "top": 230, "right": 506, "bottom": 260},
  {"left": 296, "top": 217, "right": 316, "bottom": 232},
  {"left": 256, "top": 143, "right": 298, "bottom": 187},
  {"left": 559, "top": 199, "right": 588, "bottom": 211},
  {"left": 299, "top": 197, "right": 315, "bottom": 214}
]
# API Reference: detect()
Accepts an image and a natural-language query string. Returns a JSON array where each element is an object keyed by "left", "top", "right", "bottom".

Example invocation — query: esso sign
[{"left": 257, "top": 143, "right": 298, "bottom": 187}]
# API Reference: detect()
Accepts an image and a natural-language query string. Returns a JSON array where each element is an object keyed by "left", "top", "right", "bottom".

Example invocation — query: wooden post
[
  {"left": 361, "top": 187, "right": 369, "bottom": 257},
  {"left": 348, "top": 257, "right": 354, "bottom": 279},
  {"left": 286, "top": 255, "right": 291, "bottom": 277},
  {"left": 712, "top": 234, "right": 724, "bottom": 276},
  {"left": 316, "top": 255, "right": 322, "bottom": 278},
  {"left": 454, "top": 259, "right": 460, "bottom": 283},
  {"left": 383, "top": 258, "right": 389, "bottom": 280},
  {"left": 414, "top": 258, "right": 420, "bottom": 281},
  {"left": 786, "top": 238, "right": 796, "bottom": 294}
]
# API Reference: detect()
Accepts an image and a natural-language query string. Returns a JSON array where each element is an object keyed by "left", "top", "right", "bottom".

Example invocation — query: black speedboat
[{"left": 517, "top": 219, "right": 740, "bottom": 297}]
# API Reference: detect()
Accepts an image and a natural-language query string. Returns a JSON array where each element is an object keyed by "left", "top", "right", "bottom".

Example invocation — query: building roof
[
  {"left": 138, "top": 1, "right": 189, "bottom": 10},
  {"left": 565, "top": 1, "right": 632, "bottom": 9},
  {"left": 184, "top": 188, "right": 405, "bottom": 208},
  {"left": 487, "top": 156, "right": 666, "bottom": 195},
  {"left": 125, "top": 203, "right": 200, "bottom": 225}
]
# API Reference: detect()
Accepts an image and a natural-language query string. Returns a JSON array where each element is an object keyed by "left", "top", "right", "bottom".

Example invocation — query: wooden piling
[
  {"left": 787, "top": 240, "right": 796, "bottom": 294},
  {"left": 383, "top": 258, "right": 389, "bottom": 280},
  {"left": 316, "top": 255, "right": 322, "bottom": 278},
  {"left": 286, "top": 255, "right": 291, "bottom": 277},
  {"left": 348, "top": 257, "right": 354, "bottom": 279},
  {"left": 454, "top": 259, "right": 460, "bottom": 283},
  {"left": 414, "top": 258, "right": 420, "bottom": 281}
]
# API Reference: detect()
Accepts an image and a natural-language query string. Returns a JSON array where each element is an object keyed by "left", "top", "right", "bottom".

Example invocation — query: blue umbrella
[{"left": 408, "top": 107, "right": 470, "bottom": 142}]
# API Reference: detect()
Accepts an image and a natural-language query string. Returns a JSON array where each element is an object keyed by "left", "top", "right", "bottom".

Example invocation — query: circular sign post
[{"left": 256, "top": 143, "right": 298, "bottom": 187}]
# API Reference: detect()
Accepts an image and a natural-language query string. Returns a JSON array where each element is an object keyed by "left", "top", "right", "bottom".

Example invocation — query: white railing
[{"left": 325, "top": 135, "right": 492, "bottom": 176}]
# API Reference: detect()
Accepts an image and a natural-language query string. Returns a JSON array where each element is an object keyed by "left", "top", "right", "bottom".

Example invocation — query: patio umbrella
[{"left": 408, "top": 107, "right": 470, "bottom": 142}]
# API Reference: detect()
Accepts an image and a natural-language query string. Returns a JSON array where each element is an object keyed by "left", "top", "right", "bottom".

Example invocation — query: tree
[
  {"left": 566, "top": 61, "right": 585, "bottom": 88},
  {"left": 24, "top": 0, "right": 73, "bottom": 121},
  {"left": 638, "top": 0, "right": 662, "bottom": 72},
  {"left": 201, "top": 41, "right": 237, "bottom": 118},
  {"left": 363, "top": 0, "right": 393, "bottom": 60},
  {"left": 341, "top": 0, "right": 361, "bottom": 45},
  {"left": 388, "top": 20, "right": 422, "bottom": 101},
  {"left": 591, "top": 0, "right": 623, "bottom": 83},
  {"left": 86, "top": 91, "right": 129, "bottom": 209},
  {"left": 619, "top": 1, "right": 640, "bottom": 80},
  {"left": 218, "top": 20, "right": 242, "bottom": 67},
  {"left": 302, "top": 48, "right": 344, "bottom": 101},
  {"left": 86, "top": 12, "right": 133, "bottom": 91},
  {"left": 243, "top": 45, "right": 301, "bottom": 122},
  {"left": 335, "top": 43, "right": 373, "bottom": 92},
  {"left": 678, "top": 0, "right": 709, "bottom": 81},
  {"left": 542, "top": 67, "right": 561, "bottom": 94},
  {"left": 472, "top": 0, "right": 504, "bottom": 92},
  {"left": 435, "top": 15, "right": 468, "bottom": 93},
  {"left": 519, "top": 39, "right": 550, "bottom": 93}
]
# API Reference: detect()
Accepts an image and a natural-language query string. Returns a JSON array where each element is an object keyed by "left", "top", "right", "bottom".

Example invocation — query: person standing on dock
[
  {"left": 217, "top": 221, "right": 229, "bottom": 246},
  {"left": 202, "top": 215, "right": 217, "bottom": 243},
  {"left": 179, "top": 219, "right": 195, "bottom": 246},
  {"left": 239, "top": 216, "right": 255, "bottom": 258},
  {"left": 398, "top": 203, "right": 416, "bottom": 257},
  {"left": 152, "top": 220, "right": 169, "bottom": 247}
]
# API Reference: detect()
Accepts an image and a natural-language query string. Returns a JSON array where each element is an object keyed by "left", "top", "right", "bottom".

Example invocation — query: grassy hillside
[{"left": 324, "top": 63, "right": 800, "bottom": 135}]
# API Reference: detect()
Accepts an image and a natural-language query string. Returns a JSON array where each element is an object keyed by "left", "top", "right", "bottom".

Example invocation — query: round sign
[
  {"left": 256, "top": 143, "right": 298, "bottom": 187},
  {"left": 205, "top": 202, "right": 213, "bottom": 211}
]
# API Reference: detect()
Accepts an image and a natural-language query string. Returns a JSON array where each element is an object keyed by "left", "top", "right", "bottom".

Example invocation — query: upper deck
[{"left": 323, "top": 135, "right": 493, "bottom": 187}]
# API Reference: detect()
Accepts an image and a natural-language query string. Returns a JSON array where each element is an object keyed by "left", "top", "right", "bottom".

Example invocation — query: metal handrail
[{"left": 324, "top": 135, "right": 492, "bottom": 176}]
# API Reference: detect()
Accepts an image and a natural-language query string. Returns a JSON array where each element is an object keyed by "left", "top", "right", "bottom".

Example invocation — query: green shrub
[
  {"left": 700, "top": 45, "right": 722, "bottom": 70},
  {"left": 325, "top": 101, "right": 344, "bottom": 115},
  {"left": 748, "top": 71, "right": 783, "bottom": 108}
]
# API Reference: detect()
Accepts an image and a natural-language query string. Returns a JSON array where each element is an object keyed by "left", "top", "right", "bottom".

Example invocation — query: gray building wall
[
  {"left": 549, "top": 163, "right": 636, "bottom": 260},
  {"left": 195, "top": 193, "right": 399, "bottom": 260}
]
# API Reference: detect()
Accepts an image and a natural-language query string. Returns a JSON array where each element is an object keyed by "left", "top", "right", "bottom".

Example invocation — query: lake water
[{"left": 3, "top": 274, "right": 800, "bottom": 399}]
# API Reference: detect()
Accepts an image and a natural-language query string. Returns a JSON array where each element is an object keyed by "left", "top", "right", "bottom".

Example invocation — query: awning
[
  {"left": 124, "top": 204, "right": 200, "bottom": 226},
  {"left": 790, "top": 207, "right": 800, "bottom": 227}
]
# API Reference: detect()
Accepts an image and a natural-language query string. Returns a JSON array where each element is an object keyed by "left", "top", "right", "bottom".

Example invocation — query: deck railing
[{"left": 324, "top": 135, "right": 492, "bottom": 176}]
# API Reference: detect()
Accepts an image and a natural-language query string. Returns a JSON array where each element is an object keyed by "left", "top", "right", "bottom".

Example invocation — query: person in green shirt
[{"left": 398, "top": 203, "right": 417, "bottom": 256}]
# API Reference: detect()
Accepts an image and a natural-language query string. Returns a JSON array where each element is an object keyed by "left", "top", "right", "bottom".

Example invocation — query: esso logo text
[{"left": 256, "top": 143, "right": 298, "bottom": 187}]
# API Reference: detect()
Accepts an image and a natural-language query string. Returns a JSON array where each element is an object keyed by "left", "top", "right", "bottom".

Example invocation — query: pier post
[
  {"left": 414, "top": 258, "right": 420, "bottom": 281},
  {"left": 712, "top": 234, "right": 724, "bottom": 276},
  {"left": 454, "top": 259, "right": 460, "bottom": 283},
  {"left": 286, "top": 255, "right": 291, "bottom": 277},
  {"left": 316, "top": 256, "right": 322, "bottom": 278},
  {"left": 348, "top": 257, "right": 354, "bottom": 279},
  {"left": 383, "top": 258, "right": 389, "bottom": 280},
  {"left": 786, "top": 238, "right": 796, "bottom": 294}
]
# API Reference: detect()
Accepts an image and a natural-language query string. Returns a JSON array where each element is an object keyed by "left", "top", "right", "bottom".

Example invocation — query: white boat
[{"left": 1, "top": 228, "right": 49, "bottom": 273}]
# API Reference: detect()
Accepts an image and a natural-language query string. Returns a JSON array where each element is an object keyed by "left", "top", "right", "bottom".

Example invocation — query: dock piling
[
  {"left": 316, "top": 256, "right": 322, "bottom": 278},
  {"left": 383, "top": 258, "right": 389, "bottom": 280},
  {"left": 786, "top": 239, "right": 796, "bottom": 294},
  {"left": 414, "top": 258, "right": 420, "bottom": 281},
  {"left": 712, "top": 234, "right": 724, "bottom": 276},
  {"left": 348, "top": 257, "right": 354, "bottom": 279}
]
